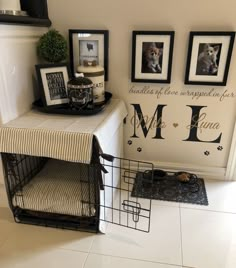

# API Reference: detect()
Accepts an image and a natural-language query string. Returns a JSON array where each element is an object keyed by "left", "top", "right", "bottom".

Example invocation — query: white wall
[
  {"left": 0, "top": 25, "right": 48, "bottom": 124},
  {"left": 48, "top": 0, "right": 236, "bottom": 179},
  {"left": 0, "top": 25, "right": 47, "bottom": 184}
]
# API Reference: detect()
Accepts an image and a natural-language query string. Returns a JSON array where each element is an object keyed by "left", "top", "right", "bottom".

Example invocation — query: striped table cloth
[{"left": 0, "top": 99, "right": 127, "bottom": 164}]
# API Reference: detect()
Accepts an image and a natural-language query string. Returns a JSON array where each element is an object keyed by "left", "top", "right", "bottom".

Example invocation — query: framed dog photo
[
  {"left": 185, "top": 31, "right": 235, "bottom": 86},
  {"left": 131, "top": 31, "right": 175, "bottom": 83},
  {"left": 35, "top": 63, "right": 71, "bottom": 107},
  {"left": 69, "top": 29, "right": 109, "bottom": 80}
]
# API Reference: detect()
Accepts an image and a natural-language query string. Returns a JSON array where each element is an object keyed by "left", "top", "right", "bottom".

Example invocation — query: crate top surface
[{"left": 0, "top": 99, "right": 127, "bottom": 163}]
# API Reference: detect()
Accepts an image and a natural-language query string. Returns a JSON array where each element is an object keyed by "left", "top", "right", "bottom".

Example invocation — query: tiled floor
[{"left": 1, "top": 179, "right": 236, "bottom": 268}]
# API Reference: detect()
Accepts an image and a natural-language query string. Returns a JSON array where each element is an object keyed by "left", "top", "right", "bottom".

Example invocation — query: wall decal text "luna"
[
  {"left": 130, "top": 104, "right": 222, "bottom": 144},
  {"left": 186, "top": 112, "right": 220, "bottom": 133}
]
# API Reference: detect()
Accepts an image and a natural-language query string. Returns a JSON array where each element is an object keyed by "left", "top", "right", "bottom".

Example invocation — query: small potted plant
[{"left": 37, "top": 28, "right": 68, "bottom": 63}]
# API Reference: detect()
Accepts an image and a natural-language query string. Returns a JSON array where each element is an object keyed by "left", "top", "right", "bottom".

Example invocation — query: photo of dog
[
  {"left": 196, "top": 43, "right": 221, "bottom": 76},
  {"left": 142, "top": 42, "right": 163, "bottom": 73}
]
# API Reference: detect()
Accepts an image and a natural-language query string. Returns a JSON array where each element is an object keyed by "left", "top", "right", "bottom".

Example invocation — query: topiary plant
[{"left": 37, "top": 29, "right": 68, "bottom": 63}]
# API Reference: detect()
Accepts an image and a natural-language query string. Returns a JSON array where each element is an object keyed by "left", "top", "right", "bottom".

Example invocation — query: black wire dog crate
[{"left": 1, "top": 153, "right": 154, "bottom": 233}]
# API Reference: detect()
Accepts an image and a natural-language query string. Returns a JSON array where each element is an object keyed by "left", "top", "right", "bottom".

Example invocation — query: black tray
[{"left": 32, "top": 92, "right": 112, "bottom": 115}]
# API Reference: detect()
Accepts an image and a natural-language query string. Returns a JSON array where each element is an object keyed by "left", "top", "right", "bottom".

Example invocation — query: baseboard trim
[
  {"left": 152, "top": 161, "right": 226, "bottom": 180},
  {"left": 126, "top": 160, "right": 226, "bottom": 181}
]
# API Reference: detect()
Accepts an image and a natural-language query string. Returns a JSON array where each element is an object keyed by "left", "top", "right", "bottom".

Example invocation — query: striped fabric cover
[
  {"left": 0, "top": 128, "right": 93, "bottom": 164},
  {"left": 0, "top": 99, "right": 127, "bottom": 164}
]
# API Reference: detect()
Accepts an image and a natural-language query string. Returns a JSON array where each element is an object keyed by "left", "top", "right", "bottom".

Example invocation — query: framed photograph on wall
[
  {"left": 131, "top": 31, "right": 175, "bottom": 83},
  {"left": 185, "top": 31, "right": 235, "bottom": 86},
  {"left": 35, "top": 63, "right": 71, "bottom": 107},
  {"left": 69, "top": 29, "right": 109, "bottom": 81}
]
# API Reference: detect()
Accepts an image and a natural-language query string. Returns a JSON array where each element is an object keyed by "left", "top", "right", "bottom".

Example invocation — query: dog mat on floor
[{"left": 131, "top": 171, "right": 208, "bottom": 206}]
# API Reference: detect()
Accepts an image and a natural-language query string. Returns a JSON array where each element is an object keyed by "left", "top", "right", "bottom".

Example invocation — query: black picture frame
[
  {"left": 69, "top": 29, "right": 109, "bottom": 81},
  {"left": 131, "top": 31, "right": 175, "bottom": 83},
  {"left": 185, "top": 31, "right": 235, "bottom": 86},
  {"left": 35, "top": 63, "right": 71, "bottom": 107}
]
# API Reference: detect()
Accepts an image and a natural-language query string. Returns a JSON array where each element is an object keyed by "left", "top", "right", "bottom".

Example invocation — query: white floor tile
[
  {"left": 0, "top": 223, "right": 96, "bottom": 253},
  {"left": 0, "top": 184, "right": 9, "bottom": 208},
  {"left": 85, "top": 253, "right": 182, "bottom": 268},
  {"left": 0, "top": 207, "right": 14, "bottom": 223},
  {"left": 181, "top": 208, "right": 236, "bottom": 268},
  {"left": 0, "top": 221, "right": 17, "bottom": 248},
  {"left": 152, "top": 200, "right": 180, "bottom": 208},
  {"left": 180, "top": 179, "right": 236, "bottom": 213},
  {"left": 91, "top": 205, "right": 182, "bottom": 265},
  {"left": 0, "top": 184, "right": 15, "bottom": 224},
  {"left": 0, "top": 246, "right": 88, "bottom": 268}
]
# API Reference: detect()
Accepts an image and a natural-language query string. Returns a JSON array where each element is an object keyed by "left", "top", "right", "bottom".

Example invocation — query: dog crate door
[{"left": 98, "top": 155, "right": 153, "bottom": 233}]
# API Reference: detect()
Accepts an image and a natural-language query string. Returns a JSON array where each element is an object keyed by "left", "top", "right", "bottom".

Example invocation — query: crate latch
[{"left": 122, "top": 200, "right": 141, "bottom": 223}]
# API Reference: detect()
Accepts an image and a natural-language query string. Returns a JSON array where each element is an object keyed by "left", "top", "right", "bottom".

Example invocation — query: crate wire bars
[
  {"left": 99, "top": 154, "right": 153, "bottom": 232},
  {"left": 1, "top": 152, "right": 154, "bottom": 233}
]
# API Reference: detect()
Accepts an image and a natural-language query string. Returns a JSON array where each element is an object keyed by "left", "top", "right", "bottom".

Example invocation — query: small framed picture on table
[{"left": 35, "top": 63, "right": 71, "bottom": 107}]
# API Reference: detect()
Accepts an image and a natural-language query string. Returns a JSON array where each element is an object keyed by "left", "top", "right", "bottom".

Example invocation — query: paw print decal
[
  {"left": 128, "top": 140, "right": 132, "bottom": 145},
  {"left": 204, "top": 151, "right": 210, "bottom": 156},
  {"left": 137, "top": 147, "right": 142, "bottom": 152},
  {"left": 217, "top": 146, "right": 223, "bottom": 151}
]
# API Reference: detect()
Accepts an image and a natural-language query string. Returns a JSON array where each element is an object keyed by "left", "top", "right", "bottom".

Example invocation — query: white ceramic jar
[{"left": 77, "top": 65, "right": 105, "bottom": 105}]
